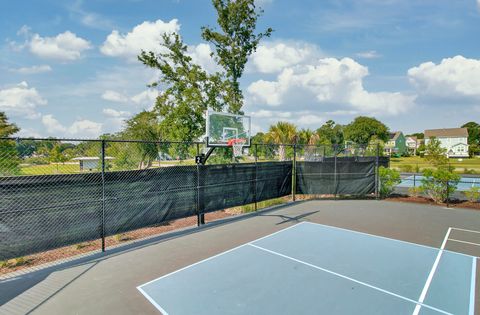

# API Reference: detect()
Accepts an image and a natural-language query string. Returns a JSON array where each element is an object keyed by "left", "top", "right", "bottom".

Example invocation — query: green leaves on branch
[
  {"left": 201, "top": 0, "right": 273, "bottom": 112},
  {"left": 420, "top": 168, "right": 460, "bottom": 203},
  {"left": 379, "top": 167, "right": 401, "bottom": 198},
  {"left": 343, "top": 116, "right": 389, "bottom": 144}
]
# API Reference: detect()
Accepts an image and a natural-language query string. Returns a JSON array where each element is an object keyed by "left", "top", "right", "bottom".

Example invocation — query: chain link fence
[{"left": 0, "top": 138, "right": 384, "bottom": 276}]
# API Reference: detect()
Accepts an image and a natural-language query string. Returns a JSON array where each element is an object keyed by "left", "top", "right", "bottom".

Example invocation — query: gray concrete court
[{"left": 1, "top": 200, "right": 479, "bottom": 315}]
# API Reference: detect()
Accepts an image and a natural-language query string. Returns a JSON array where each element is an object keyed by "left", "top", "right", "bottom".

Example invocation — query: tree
[
  {"left": 202, "top": 0, "right": 272, "bottom": 112},
  {"left": 406, "top": 132, "right": 424, "bottom": 140},
  {"left": 379, "top": 167, "right": 401, "bottom": 198},
  {"left": 424, "top": 137, "right": 448, "bottom": 167},
  {"left": 420, "top": 168, "right": 460, "bottom": 203},
  {"left": 461, "top": 122, "right": 480, "bottom": 157},
  {"left": 49, "top": 144, "right": 69, "bottom": 173},
  {"left": 123, "top": 111, "right": 162, "bottom": 169},
  {"left": 265, "top": 122, "right": 297, "bottom": 161},
  {"left": 0, "top": 112, "right": 21, "bottom": 175},
  {"left": 316, "top": 120, "right": 344, "bottom": 145},
  {"left": 343, "top": 116, "right": 389, "bottom": 144},
  {"left": 139, "top": 34, "right": 227, "bottom": 145}
]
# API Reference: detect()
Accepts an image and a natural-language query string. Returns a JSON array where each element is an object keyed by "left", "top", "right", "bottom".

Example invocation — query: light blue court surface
[
  {"left": 398, "top": 175, "right": 480, "bottom": 191},
  {"left": 138, "top": 222, "right": 476, "bottom": 315}
]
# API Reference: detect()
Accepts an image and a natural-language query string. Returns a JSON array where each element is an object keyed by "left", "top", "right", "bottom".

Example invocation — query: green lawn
[
  {"left": 390, "top": 156, "right": 480, "bottom": 173},
  {"left": 20, "top": 163, "right": 81, "bottom": 175}
]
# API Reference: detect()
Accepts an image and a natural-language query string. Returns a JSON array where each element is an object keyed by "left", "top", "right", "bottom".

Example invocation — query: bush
[
  {"left": 379, "top": 167, "right": 401, "bottom": 198},
  {"left": 464, "top": 187, "right": 480, "bottom": 203},
  {"left": 420, "top": 168, "right": 460, "bottom": 203},
  {"left": 408, "top": 186, "right": 423, "bottom": 198}
]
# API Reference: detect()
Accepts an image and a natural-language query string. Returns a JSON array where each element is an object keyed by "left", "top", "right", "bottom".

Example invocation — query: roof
[
  {"left": 424, "top": 128, "right": 468, "bottom": 138},
  {"left": 388, "top": 131, "right": 402, "bottom": 141},
  {"left": 72, "top": 156, "right": 115, "bottom": 161},
  {"left": 406, "top": 136, "right": 417, "bottom": 141}
]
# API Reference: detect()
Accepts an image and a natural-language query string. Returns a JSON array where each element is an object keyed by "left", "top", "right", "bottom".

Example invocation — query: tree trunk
[{"left": 279, "top": 145, "right": 286, "bottom": 161}]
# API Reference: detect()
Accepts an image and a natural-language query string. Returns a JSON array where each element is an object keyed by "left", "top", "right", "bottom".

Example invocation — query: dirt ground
[{"left": 386, "top": 195, "right": 480, "bottom": 210}]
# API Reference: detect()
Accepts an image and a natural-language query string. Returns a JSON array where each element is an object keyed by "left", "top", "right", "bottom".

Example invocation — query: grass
[
  {"left": 390, "top": 156, "right": 480, "bottom": 174},
  {"left": 20, "top": 163, "right": 81, "bottom": 175}
]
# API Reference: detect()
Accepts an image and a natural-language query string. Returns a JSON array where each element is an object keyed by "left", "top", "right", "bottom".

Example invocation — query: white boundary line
[
  {"left": 303, "top": 221, "right": 475, "bottom": 258},
  {"left": 136, "top": 222, "right": 305, "bottom": 314},
  {"left": 469, "top": 257, "right": 477, "bottom": 315},
  {"left": 248, "top": 243, "right": 452, "bottom": 315},
  {"left": 451, "top": 227, "right": 480, "bottom": 234},
  {"left": 448, "top": 239, "right": 480, "bottom": 247},
  {"left": 412, "top": 228, "right": 451, "bottom": 315}
]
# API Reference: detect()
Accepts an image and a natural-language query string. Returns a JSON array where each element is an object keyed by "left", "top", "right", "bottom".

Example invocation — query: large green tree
[
  {"left": 0, "top": 112, "right": 21, "bottom": 175},
  {"left": 139, "top": 34, "right": 227, "bottom": 144},
  {"left": 202, "top": 0, "right": 272, "bottom": 112},
  {"left": 316, "top": 120, "right": 344, "bottom": 145},
  {"left": 461, "top": 121, "right": 480, "bottom": 157},
  {"left": 424, "top": 137, "right": 448, "bottom": 167},
  {"left": 343, "top": 116, "right": 389, "bottom": 144}
]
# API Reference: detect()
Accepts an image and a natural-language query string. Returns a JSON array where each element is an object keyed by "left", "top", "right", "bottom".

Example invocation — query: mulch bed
[
  {"left": 0, "top": 211, "right": 233, "bottom": 276},
  {"left": 386, "top": 195, "right": 480, "bottom": 210}
]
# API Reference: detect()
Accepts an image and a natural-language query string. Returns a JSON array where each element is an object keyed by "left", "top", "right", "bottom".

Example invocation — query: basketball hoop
[{"left": 228, "top": 138, "right": 246, "bottom": 157}]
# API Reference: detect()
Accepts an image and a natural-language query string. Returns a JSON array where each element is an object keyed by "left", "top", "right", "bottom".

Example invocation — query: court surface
[
  {"left": 398, "top": 175, "right": 480, "bottom": 191},
  {"left": 1, "top": 200, "right": 479, "bottom": 315},
  {"left": 138, "top": 221, "right": 476, "bottom": 315}
]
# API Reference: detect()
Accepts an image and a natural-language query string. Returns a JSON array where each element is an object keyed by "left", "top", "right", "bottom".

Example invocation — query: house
[
  {"left": 424, "top": 128, "right": 469, "bottom": 158},
  {"left": 384, "top": 131, "right": 407, "bottom": 156},
  {"left": 405, "top": 136, "right": 423, "bottom": 155},
  {"left": 72, "top": 156, "right": 114, "bottom": 171}
]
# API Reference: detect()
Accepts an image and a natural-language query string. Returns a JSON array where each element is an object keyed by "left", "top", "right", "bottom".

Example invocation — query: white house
[
  {"left": 405, "top": 136, "right": 418, "bottom": 155},
  {"left": 424, "top": 128, "right": 469, "bottom": 158}
]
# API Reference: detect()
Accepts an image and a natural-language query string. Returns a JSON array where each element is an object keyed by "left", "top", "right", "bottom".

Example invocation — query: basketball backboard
[{"left": 205, "top": 110, "right": 251, "bottom": 147}]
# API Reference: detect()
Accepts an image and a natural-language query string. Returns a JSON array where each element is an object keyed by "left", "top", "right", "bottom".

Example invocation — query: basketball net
[{"left": 227, "top": 138, "right": 246, "bottom": 157}]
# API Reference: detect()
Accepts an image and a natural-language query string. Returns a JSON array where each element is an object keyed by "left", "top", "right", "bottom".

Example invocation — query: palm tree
[{"left": 265, "top": 122, "right": 297, "bottom": 161}]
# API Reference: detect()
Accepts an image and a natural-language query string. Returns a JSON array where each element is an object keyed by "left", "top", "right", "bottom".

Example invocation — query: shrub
[
  {"left": 379, "top": 167, "right": 401, "bottom": 198},
  {"left": 408, "top": 186, "right": 423, "bottom": 198},
  {"left": 464, "top": 187, "right": 480, "bottom": 203},
  {"left": 420, "top": 168, "right": 460, "bottom": 203}
]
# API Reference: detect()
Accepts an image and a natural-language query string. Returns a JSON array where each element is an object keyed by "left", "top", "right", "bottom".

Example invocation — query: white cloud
[
  {"left": 41, "top": 114, "right": 103, "bottom": 138},
  {"left": 477, "top": 0, "right": 480, "bottom": 11},
  {"left": 248, "top": 57, "right": 414, "bottom": 116},
  {"left": 69, "top": 0, "right": 115, "bottom": 30},
  {"left": 408, "top": 55, "right": 480, "bottom": 100},
  {"left": 42, "top": 114, "right": 67, "bottom": 134},
  {"left": 187, "top": 43, "right": 220, "bottom": 73},
  {"left": 131, "top": 89, "right": 159, "bottom": 108},
  {"left": 28, "top": 31, "right": 92, "bottom": 61},
  {"left": 101, "top": 90, "right": 129, "bottom": 103},
  {"left": 250, "top": 41, "right": 324, "bottom": 73},
  {"left": 356, "top": 50, "right": 381, "bottom": 59},
  {"left": 100, "top": 19, "right": 180, "bottom": 60},
  {"left": 0, "top": 82, "right": 47, "bottom": 119},
  {"left": 102, "top": 108, "right": 131, "bottom": 118},
  {"left": 9, "top": 65, "right": 52, "bottom": 74}
]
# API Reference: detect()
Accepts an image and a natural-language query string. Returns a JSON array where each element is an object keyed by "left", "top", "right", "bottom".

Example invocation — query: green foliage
[
  {"left": 201, "top": 0, "right": 272, "bottom": 111},
  {"left": 420, "top": 168, "right": 460, "bottom": 203},
  {"left": 461, "top": 122, "right": 479, "bottom": 157},
  {"left": 366, "top": 135, "right": 385, "bottom": 157},
  {"left": 406, "top": 132, "right": 424, "bottom": 140},
  {"left": 344, "top": 116, "right": 389, "bottom": 144},
  {"left": 379, "top": 166, "right": 401, "bottom": 198},
  {"left": 316, "top": 120, "right": 344, "bottom": 145},
  {"left": 464, "top": 187, "right": 480, "bottom": 203},
  {"left": 424, "top": 137, "right": 448, "bottom": 167},
  {"left": 417, "top": 143, "right": 426, "bottom": 157},
  {"left": 265, "top": 122, "right": 297, "bottom": 160},
  {"left": 0, "top": 113, "right": 21, "bottom": 176},
  {"left": 399, "top": 164, "right": 414, "bottom": 173}
]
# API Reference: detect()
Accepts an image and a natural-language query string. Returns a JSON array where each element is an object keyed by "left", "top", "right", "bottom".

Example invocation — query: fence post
[
  {"left": 446, "top": 180, "right": 450, "bottom": 208},
  {"left": 196, "top": 143, "right": 204, "bottom": 226},
  {"left": 375, "top": 143, "right": 380, "bottom": 200},
  {"left": 413, "top": 174, "right": 416, "bottom": 187},
  {"left": 254, "top": 144, "right": 258, "bottom": 211},
  {"left": 292, "top": 143, "right": 297, "bottom": 202},
  {"left": 334, "top": 144, "right": 337, "bottom": 200},
  {"left": 101, "top": 140, "right": 106, "bottom": 252}
]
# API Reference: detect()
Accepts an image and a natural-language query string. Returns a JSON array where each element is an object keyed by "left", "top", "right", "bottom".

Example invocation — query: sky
[{"left": 0, "top": 0, "right": 479, "bottom": 139}]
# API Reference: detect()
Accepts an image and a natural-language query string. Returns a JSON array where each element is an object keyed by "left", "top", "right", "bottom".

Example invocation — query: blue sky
[{"left": 1, "top": 0, "right": 479, "bottom": 138}]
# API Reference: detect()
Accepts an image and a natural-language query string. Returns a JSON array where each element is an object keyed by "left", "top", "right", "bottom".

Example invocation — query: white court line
[
  {"left": 137, "top": 222, "right": 305, "bottom": 314},
  {"left": 448, "top": 239, "right": 480, "bottom": 248},
  {"left": 451, "top": 227, "right": 480, "bottom": 234},
  {"left": 469, "top": 257, "right": 477, "bottom": 315},
  {"left": 248, "top": 243, "right": 452, "bottom": 315},
  {"left": 412, "top": 227, "right": 451, "bottom": 315}
]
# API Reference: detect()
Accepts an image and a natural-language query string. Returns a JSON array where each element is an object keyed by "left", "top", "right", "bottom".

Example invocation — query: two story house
[
  {"left": 384, "top": 131, "right": 407, "bottom": 156},
  {"left": 424, "top": 128, "right": 469, "bottom": 158}
]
